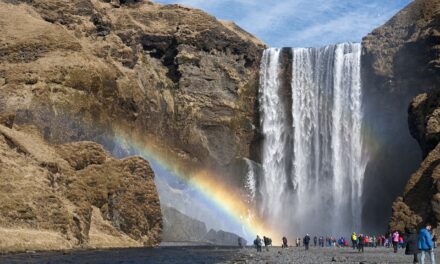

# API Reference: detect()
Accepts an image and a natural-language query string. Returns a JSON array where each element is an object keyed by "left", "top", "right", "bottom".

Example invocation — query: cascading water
[{"left": 258, "top": 43, "right": 366, "bottom": 236}]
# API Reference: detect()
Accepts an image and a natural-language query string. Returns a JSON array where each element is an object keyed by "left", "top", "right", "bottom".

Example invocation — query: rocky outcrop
[
  {"left": 361, "top": 0, "right": 440, "bottom": 232},
  {"left": 0, "top": 116, "right": 161, "bottom": 252},
  {"left": 0, "top": 0, "right": 265, "bottom": 174},
  {"left": 389, "top": 90, "right": 440, "bottom": 232}
]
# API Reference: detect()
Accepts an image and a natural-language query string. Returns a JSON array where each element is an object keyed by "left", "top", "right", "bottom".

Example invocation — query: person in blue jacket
[{"left": 419, "top": 224, "right": 436, "bottom": 264}]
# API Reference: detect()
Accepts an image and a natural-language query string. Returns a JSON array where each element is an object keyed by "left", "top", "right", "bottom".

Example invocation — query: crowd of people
[{"left": 252, "top": 223, "right": 437, "bottom": 264}]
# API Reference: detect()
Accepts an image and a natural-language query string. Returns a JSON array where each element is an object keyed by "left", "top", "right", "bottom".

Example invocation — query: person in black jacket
[
  {"left": 405, "top": 227, "right": 420, "bottom": 263},
  {"left": 358, "top": 234, "right": 364, "bottom": 253},
  {"left": 304, "top": 234, "right": 311, "bottom": 250},
  {"left": 282, "top": 236, "right": 288, "bottom": 248},
  {"left": 263, "top": 236, "right": 272, "bottom": 251}
]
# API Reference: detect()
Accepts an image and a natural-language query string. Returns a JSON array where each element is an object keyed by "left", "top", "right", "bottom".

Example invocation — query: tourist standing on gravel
[
  {"left": 254, "top": 235, "right": 262, "bottom": 252},
  {"left": 358, "top": 234, "right": 364, "bottom": 253},
  {"left": 263, "top": 236, "right": 271, "bottom": 251},
  {"left": 351, "top": 232, "right": 358, "bottom": 250},
  {"left": 365, "top": 236, "right": 370, "bottom": 247},
  {"left": 304, "top": 234, "right": 311, "bottom": 250},
  {"left": 418, "top": 224, "right": 436, "bottom": 264},
  {"left": 405, "top": 227, "right": 420, "bottom": 263},
  {"left": 282, "top": 236, "right": 288, "bottom": 248},
  {"left": 372, "top": 236, "right": 377, "bottom": 247},
  {"left": 393, "top": 230, "right": 400, "bottom": 253},
  {"left": 314, "top": 236, "right": 317, "bottom": 247}
]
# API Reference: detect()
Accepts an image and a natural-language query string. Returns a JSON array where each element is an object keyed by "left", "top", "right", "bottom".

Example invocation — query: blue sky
[{"left": 155, "top": 0, "right": 412, "bottom": 47}]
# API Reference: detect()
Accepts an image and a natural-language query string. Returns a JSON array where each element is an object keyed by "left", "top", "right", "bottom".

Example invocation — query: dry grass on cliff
[
  {"left": 88, "top": 207, "right": 142, "bottom": 249},
  {"left": 0, "top": 227, "right": 73, "bottom": 253}
]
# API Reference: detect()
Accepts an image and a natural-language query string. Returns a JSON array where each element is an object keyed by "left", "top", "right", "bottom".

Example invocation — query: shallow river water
[{"left": 0, "top": 246, "right": 438, "bottom": 264}]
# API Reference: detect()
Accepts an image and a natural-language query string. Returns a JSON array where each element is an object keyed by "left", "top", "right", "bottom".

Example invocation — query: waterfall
[
  {"left": 258, "top": 43, "right": 366, "bottom": 236},
  {"left": 244, "top": 159, "right": 258, "bottom": 201}
]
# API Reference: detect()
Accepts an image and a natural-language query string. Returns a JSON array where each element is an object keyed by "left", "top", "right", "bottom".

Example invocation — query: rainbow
[{"left": 109, "top": 124, "right": 282, "bottom": 244}]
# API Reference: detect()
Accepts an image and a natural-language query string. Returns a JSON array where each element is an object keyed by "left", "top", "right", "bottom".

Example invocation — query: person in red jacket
[{"left": 364, "top": 236, "right": 369, "bottom": 247}]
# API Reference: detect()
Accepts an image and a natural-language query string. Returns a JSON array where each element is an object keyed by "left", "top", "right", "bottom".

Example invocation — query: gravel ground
[
  {"left": 0, "top": 246, "right": 437, "bottom": 264},
  {"left": 224, "top": 246, "right": 439, "bottom": 264}
]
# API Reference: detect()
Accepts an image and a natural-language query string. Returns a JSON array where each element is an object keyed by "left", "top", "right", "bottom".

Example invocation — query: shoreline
[{"left": 0, "top": 244, "right": 245, "bottom": 256}]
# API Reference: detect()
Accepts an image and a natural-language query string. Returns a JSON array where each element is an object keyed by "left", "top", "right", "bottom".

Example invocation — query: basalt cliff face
[
  {"left": 0, "top": 0, "right": 265, "bottom": 173},
  {"left": 0, "top": 115, "right": 161, "bottom": 252},
  {"left": 361, "top": 0, "right": 440, "bottom": 232}
]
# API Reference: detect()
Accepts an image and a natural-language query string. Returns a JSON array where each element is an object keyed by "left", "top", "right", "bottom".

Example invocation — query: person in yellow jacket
[{"left": 351, "top": 232, "right": 358, "bottom": 250}]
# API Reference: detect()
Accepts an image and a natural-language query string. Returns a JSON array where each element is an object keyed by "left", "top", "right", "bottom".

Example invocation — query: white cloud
[{"left": 283, "top": 6, "right": 403, "bottom": 47}]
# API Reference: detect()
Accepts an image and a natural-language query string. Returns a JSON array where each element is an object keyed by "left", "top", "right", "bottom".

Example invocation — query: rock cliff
[
  {"left": 361, "top": 0, "right": 440, "bottom": 232},
  {"left": 0, "top": 0, "right": 265, "bottom": 252},
  {"left": 0, "top": 0, "right": 265, "bottom": 174},
  {"left": 0, "top": 115, "right": 162, "bottom": 252},
  {"left": 389, "top": 90, "right": 440, "bottom": 232}
]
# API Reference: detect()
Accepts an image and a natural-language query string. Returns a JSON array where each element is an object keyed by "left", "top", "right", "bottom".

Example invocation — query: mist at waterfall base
[{"left": 255, "top": 43, "right": 368, "bottom": 238}]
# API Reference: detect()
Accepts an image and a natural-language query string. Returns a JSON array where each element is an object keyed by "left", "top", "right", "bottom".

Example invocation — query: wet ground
[{"left": 0, "top": 246, "right": 438, "bottom": 264}]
